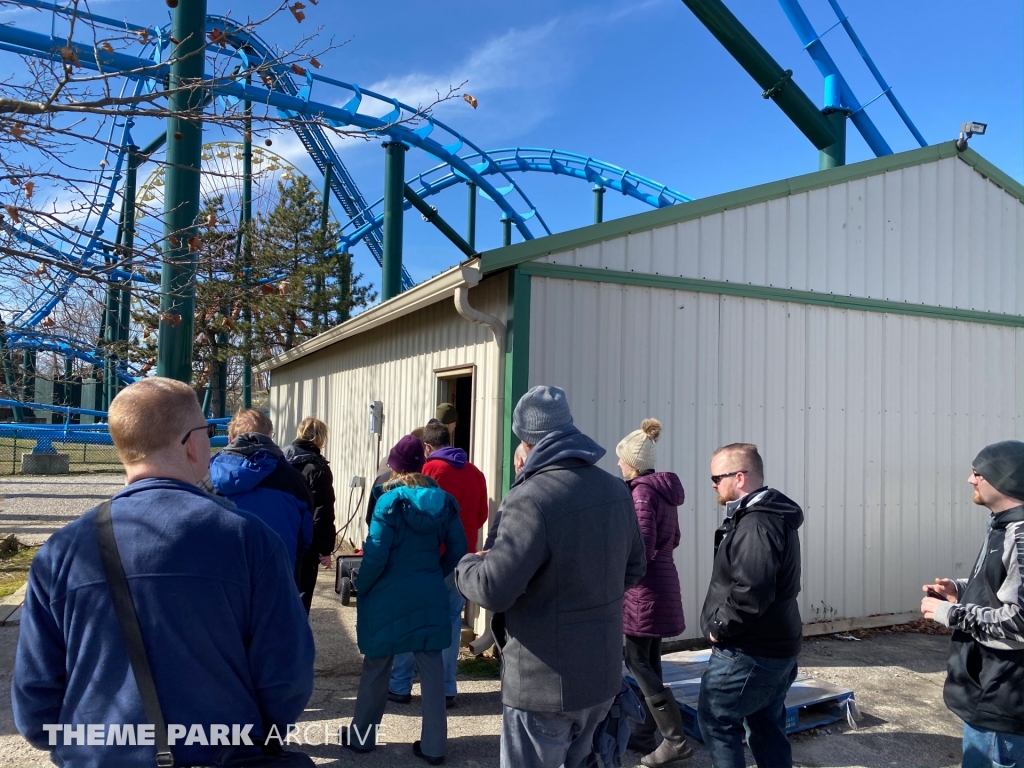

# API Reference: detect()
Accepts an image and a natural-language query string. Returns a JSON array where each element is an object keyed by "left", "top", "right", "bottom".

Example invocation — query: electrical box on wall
[{"left": 369, "top": 400, "right": 384, "bottom": 435}]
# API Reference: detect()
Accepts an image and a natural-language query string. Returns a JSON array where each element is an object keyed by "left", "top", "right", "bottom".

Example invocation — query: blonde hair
[
  {"left": 109, "top": 377, "right": 201, "bottom": 465},
  {"left": 384, "top": 472, "right": 438, "bottom": 492},
  {"left": 228, "top": 408, "right": 274, "bottom": 441},
  {"left": 296, "top": 416, "right": 328, "bottom": 448}
]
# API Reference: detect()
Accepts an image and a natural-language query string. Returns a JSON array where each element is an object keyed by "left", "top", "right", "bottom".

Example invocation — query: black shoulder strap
[{"left": 95, "top": 501, "right": 175, "bottom": 768}]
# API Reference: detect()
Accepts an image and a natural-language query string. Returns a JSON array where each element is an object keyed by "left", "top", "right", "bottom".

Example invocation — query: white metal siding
[
  {"left": 536, "top": 157, "right": 1023, "bottom": 315},
  {"left": 529, "top": 275, "right": 1024, "bottom": 638},
  {"left": 268, "top": 273, "right": 507, "bottom": 547}
]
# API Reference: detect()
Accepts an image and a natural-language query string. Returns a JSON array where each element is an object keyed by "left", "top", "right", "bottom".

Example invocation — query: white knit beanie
[{"left": 616, "top": 418, "right": 661, "bottom": 472}]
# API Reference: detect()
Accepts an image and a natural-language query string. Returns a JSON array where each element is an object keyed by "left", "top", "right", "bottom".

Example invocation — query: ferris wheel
[{"left": 135, "top": 141, "right": 329, "bottom": 234}]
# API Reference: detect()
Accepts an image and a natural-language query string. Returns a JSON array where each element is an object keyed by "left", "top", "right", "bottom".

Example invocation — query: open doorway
[{"left": 434, "top": 365, "right": 475, "bottom": 461}]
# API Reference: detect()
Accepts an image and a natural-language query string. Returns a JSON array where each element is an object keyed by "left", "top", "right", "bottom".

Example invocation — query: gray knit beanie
[
  {"left": 973, "top": 440, "right": 1024, "bottom": 502},
  {"left": 512, "top": 385, "right": 573, "bottom": 444}
]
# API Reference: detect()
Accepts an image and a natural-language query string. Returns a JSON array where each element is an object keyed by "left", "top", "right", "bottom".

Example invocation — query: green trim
[
  {"left": 520, "top": 262, "right": 1024, "bottom": 327},
  {"left": 502, "top": 268, "right": 532, "bottom": 495},
  {"left": 481, "top": 141, "right": 1024, "bottom": 274}
]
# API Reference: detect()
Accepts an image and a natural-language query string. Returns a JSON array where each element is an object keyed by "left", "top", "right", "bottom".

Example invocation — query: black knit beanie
[{"left": 973, "top": 440, "right": 1024, "bottom": 503}]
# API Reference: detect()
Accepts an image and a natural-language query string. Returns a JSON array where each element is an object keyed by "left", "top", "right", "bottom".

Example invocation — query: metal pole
[
  {"left": 381, "top": 141, "right": 407, "bottom": 302},
  {"left": 501, "top": 216, "right": 512, "bottom": 247},
  {"left": 0, "top": 327, "right": 23, "bottom": 422},
  {"left": 818, "top": 109, "right": 849, "bottom": 170},
  {"left": 157, "top": 0, "right": 208, "bottom": 382},
  {"left": 317, "top": 164, "right": 333, "bottom": 331},
  {"left": 403, "top": 184, "right": 477, "bottom": 258},
  {"left": 337, "top": 252, "right": 352, "bottom": 324},
  {"left": 593, "top": 186, "right": 605, "bottom": 224},
  {"left": 22, "top": 349, "right": 35, "bottom": 419},
  {"left": 467, "top": 181, "right": 477, "bottom": 251},
  {"left": 241, "top": 91, "right": 253, "bottom": 409}
]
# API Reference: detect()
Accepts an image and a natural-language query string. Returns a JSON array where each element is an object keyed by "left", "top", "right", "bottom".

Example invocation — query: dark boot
[
  {"left": 641, "top": 690, "right": 694, "bottom": 767},
  {"left": 629, "top": 695, "right": 658, "bottom": 753}
]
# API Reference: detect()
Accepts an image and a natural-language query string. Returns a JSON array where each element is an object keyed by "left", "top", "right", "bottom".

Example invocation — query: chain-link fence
[{"left": 1, "top": 401, "right": 231, "bottom": 475}]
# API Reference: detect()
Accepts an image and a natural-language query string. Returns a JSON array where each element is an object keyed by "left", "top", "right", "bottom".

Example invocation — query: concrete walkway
[{"left": 0, "top": 474, "right": 126, "bottom": 546}]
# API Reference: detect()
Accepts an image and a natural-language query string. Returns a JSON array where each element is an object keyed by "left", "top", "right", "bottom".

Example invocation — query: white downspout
[{"left": 453, "top": 283, "right": 506, "bottom": 646}]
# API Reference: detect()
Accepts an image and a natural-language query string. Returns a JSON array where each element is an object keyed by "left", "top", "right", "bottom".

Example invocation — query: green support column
[
  {"left": 157, "top": 0, "right": 208, "bottom": 382},
  {"left": 316, "top": 164, "right": 333, "bottom": 331},
  {"left": 466, "top": 181, "right": 477, "bottom": 251},
  {"left": 118, "top": 144, "right": 139, "bottom": 347},
  {"left": 0, "top": 326, "right": 24, "bottom": 422},
  {"left": 593, "top": 186, "right": 605, "bottom": 224},
  {"left": 22, "top": 349, "right": 35, "bottom": 408},
  {"left": 501, "top": 216, "right": 512, "bottom": 247},
  {"left": 502, "top": 268, "right": 531, "bottom": 494},
  {"left": 337, "top": 252, "right": 353, "bottom": 323},
  {"left": 241, "top": 94, "right": 253, "bottom": 409},
  {"left": 103, "top": 281, "right": 117, "bottom": 410},
  {"left": 818, "top": 108, "right": 850, "bottom": 170},
  {"left": 381, "top": 141, "right": 407, "bottom": 302}
]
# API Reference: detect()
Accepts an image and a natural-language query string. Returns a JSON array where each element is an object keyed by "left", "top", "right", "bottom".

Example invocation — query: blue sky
[{"left": 4, "top": 0, "right": 1022, "bottom": 296}]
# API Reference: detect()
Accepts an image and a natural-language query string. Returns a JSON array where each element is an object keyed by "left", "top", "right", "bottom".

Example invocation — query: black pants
[
  {"left": 624, "top": 635, "right": 665, "bottom": 697},
  {"left": 298, "top": 549, "right": 321, "bottom": 615}
]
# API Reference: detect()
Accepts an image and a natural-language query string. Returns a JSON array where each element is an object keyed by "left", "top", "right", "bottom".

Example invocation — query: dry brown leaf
[
  {"left": 24, "top": 181, "right": 34, "bottom": 199},
  {"left": 133, "top": 29, "right": 149, "bottom": 45},
  {"left": 309, "top": 56, "right": 322, "bottom": 69},
  {"left": 278, "top": 280, "right": 289, "bottom": 295},
  {"left": 5, "top": 205, "right": 20, "bottom": 223},
  {"left": 41, "top": 316, "right": 56, "bottom": 327},
  {"left": 100, "top": 42, "right": 114, "bottom": 54},
  {"left": 168, "top": 235, "right": 180, "bottom": 248},
  {"left": 289, "top": 2, "right": 306, "bottom": 22},
  {"left": 187, "top": 235, "right": 201, "bottom": 252},
  {"left": 291, "top": 63, "right": 306, "bottom": 77},
  {"left": 160, "top": 312, "right": 182, "bottom": 327},
  {"left": 463, "top": 93, "right": 478, "bottom": 109},
  {"left": 35, "top": 264, "right": 47, "bottom": 276},
  {"left": 60, "top": 46, "right": 80, "bottom": 67},
  {"left": 260, "top": 283, "right": 274, "bottom": 295},
  {"left": 10, "top": 124, "right": 24, "bottom": 139}
]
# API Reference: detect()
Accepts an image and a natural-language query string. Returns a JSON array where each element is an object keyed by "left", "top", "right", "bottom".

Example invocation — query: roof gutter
[{"left": 255, "top": 259, "right": 484, "bottom": 373}]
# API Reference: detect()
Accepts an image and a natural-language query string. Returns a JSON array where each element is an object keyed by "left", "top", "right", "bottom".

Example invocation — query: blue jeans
[
  {"left": 500, "top": 698, "right": 613, "bottom": 768},
  {"left": 697, "top": 646, "right": 798, "bottom": 768},
  {"left": 963, "top": 723, "right": 1024, "bottom": 768},
  {"left": 390, "top": 580, "right": 465, "bottom": 697}
]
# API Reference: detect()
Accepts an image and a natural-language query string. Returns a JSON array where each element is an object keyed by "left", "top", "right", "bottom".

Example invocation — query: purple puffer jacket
[{"left": 622, "top": 471, "right": 686, "bottom": 638}]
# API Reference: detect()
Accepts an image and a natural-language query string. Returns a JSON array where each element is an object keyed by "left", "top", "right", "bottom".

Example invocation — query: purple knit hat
[{"left": 388, "top": 434, "right": 425, "bottom": 474}]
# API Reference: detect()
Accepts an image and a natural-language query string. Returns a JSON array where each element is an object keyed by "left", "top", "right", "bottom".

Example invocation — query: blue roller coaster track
[{"left": 0, "top": 0, "right": 925, "bottom": 388}]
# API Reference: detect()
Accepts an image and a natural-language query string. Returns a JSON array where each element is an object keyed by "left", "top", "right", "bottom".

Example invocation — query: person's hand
[
  {"left": 320, "top": 555, "right": 332, "bottom": 569},
  {"left": 921, "top": 596, "right": 944, "bottom": 620},
  {"left": 922, "top": 578, "right": 957, "bottom": 603}
]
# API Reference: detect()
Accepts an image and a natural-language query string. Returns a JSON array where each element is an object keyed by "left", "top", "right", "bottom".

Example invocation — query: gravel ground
[
  {"left": 0, "top": 474, "right": 126, "bottom": 546},
  {"left": 0, "top": 476, "right": 965, "bottom": 767}
]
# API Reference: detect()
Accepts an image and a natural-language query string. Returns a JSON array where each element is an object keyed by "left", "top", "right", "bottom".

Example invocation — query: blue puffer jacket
[
  {"left": 356, "top": 483, "right": 467, "bottom": 659},
  {"left": 208, "top": 433, "right": 314, "bottom": 571}
]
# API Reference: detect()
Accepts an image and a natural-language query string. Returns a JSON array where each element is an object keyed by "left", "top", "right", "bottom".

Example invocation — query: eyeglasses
[
  {"left": 180, "top": 424, "right": 217, "bottom": 444},
  {"left": 711, "top": 470, "right": 746, "bottom": 486}
]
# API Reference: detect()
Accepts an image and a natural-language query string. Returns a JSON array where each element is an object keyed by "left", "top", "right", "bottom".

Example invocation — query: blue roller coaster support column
[
  {"left": 819, "top": 108, "right": 850, "bottom": 170},
  {"left": 241, "top": 94, "right": 253, "bottom": 409},
  {"left": 593, "top": 186, "right": 605, "bottom": 224},
  {"left": 467, "top": 181, "right": 477, "bottom": 251},
  {"left": 157, "top": 0, "right": 208, "bottom": 383},
  {"left": 501, "top": 216, "right": 512, "bottom": 247},
  {"left": 381, "top": 141, "right": 407, "bottom": 302}
]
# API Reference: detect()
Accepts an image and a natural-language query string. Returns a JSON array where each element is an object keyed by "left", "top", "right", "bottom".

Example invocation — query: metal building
[{"left": 261, "top": 141, "right": 1024, "bottom": 638}]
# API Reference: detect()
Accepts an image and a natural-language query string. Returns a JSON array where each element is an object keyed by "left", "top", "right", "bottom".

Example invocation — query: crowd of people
[{"left": 9, "top": 376, "right": 1024, "bottom": 768}]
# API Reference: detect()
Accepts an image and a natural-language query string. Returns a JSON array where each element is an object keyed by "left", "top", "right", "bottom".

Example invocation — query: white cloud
[{"left": 360, "top": 19, "right": 563, "bottom": 121}]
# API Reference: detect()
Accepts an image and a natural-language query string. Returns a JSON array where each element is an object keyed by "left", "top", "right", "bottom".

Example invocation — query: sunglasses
[
  {"left": 711, "top": 470, "right": 746, "bottom": 486},
  {"left": 180, "top": 424, "right": 217, "bottom": 444}
]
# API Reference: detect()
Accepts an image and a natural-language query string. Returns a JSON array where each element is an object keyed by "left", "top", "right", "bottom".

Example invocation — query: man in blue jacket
[
  {"left": 12, "top": 377, "right": 315, "bottom": 768},
  {"left": 207, "top": 409, "right": 314, "bottom": 579}
]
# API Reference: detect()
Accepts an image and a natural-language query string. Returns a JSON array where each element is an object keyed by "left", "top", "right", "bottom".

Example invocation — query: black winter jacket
[
  {"left": 941, "top": 505, "right": 1024, "bottom": 735},
  {"left": 699, "top": 488, "right": 804, "bottom": 658},
  {"left": 283, "top": 440, "right": 337, "bottom": 557}
]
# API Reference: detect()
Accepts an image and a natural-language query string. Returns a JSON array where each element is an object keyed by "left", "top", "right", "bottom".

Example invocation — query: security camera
[{"left": 957, "top": 121, "right": 987, "bottom": 152}]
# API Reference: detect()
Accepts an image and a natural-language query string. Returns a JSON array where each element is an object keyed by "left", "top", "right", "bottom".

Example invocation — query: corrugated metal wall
[
  {"left": 529, "top": 276, "right": 1024, "bottom": 638},
  {"left": 268, "top": 273, "right": 507, "bottom": 546},
  {"left": 536, "top": 157, "right": 1023, "bottom": 315}
]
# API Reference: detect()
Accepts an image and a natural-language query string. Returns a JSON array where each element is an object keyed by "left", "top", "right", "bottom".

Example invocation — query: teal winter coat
[{"left": 355, "top": 484, "right": 468, "bottom": 659}]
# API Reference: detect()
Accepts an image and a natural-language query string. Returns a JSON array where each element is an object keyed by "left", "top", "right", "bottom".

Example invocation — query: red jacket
[{"left": 422, "top": 448, "right": 489, "bottom": 550}]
